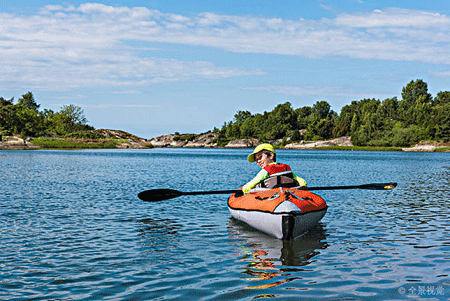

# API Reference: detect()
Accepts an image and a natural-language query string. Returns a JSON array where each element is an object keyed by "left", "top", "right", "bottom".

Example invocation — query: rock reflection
[{"left": 228, "top": 219, "right": 328, "bottom": 292}]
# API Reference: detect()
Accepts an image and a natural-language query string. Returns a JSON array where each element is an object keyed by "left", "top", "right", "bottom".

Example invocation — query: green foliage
[
  {"left": 173, "top": 134, "right": 198, "bottom": 141},
  {"left": 0, "top": 97, "right": 15, "bottom": 135},
  {"left": 435, "top": 147, "right": 450, "bottom": 152},
  {"left": 0, "top": 92, "right": 93, "bottom": 137},
  {"left": 17, "top": 92, "right": 40, "bottom": 111},
  {"left": 215, "top": 80, "right": 449, "bottom": 147},
  {"left": 64, "top": 130, "right": 105, "bottom": 139},
  {"left": 333, "top": 102, "right": 356, "bottom": 137},
  {"left": 399, "top": 79, "right": 432, "bottom": 125},
  {"left": 211, "top": 136, "right": 231, "bottom": 147},
  {"left": 434, "top": 91, "right": 450, "bottom": 106},
  {"left": 32, "top": 138, "right": 119, "bottom": 149},
  {"left": 431, "top": 105, "right": 450, "bottom": 141},
  {"left": 265, "top": 103, "right": 297, "bottom": 139},
  {"left": 2, "top": 80, "right": 450, "bottom": 148},
  {"left": 50, "top": 104, "right": 93, "bottom": 135}
]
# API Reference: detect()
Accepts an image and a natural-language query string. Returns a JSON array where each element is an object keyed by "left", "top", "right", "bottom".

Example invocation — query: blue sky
[{"left": 2, "top": 1, "right": 450, "bottom": 139}]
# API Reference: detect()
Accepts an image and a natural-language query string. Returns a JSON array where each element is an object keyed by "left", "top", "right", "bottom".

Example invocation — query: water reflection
[
  {"left": 136, "top": 217, "right": 182, "bottom": 236},
  {"left": 135, "top": 217, "right": 183, "bottom": 253},
  {"left": 228, "top": 219, "right": 328, "bottom": 293},
  {"left": 281, "top": 224, "right": 328, "bottom": 266}
]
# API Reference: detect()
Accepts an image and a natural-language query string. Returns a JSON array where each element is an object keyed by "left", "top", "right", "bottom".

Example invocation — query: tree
[
  {"left": 17, "top": 92, "right": 40, "bottom": 112},
  {"left": 401, "top": 79, "right": 432, "bottom": 105},
  {"left": 433, "top": 91, "right": 450, "bottom": 106},
  {"left": 0, "top": 97, "right": 15, "bottom": 135},
  {"left": 0, "top": 92, "right": 97, "bottom": 137},
  {"left": 225, "top": 121, "right": 239, "bottom": 139},
  {"left": 304, "top": 101, "right": 336, "bottom": 140},
  {"left": 240, "top": 117, "right": 255, "bottom": 138},
  {"left": 379, "top": 97, "right": 398, "bottom": 120},
  {"left": 399, "top": 80, "right": 432, "bottom": 125},
  {"left": 333, "top": 101, "right": 359, "bottom": 137},
  {"left": 51, "top": 104, "right": 91, "bottom": 134},
  {"left": 295, "top": 106, "right": 313, "bottom": 129},
  {"left": 0, "top": 96, "right": 14, "bottom": 107},
  {"left": 431, "top": 92, "right": 450, "bottom": 142},
  {"left": 312, "top": 100, "right": 334, "bottom": 120},
  {"left": 233, "top": 110, "right": 252, "bottom": 124},
  {"left": 14, "top": 92, "right": 43, "bottom": 137},
  {"left": 315, "top": 118, "right": 335, "bottom": 140},
  {"left": 265, "top": 102, "right": 297, "bottom": 140},
  {"left": 432, "top": 104, "right": 450, "bottom": 142}
]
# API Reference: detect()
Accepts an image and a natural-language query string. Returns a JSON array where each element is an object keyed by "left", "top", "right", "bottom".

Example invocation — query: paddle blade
[
  {"left": 138, "top": 189, "right": 183, "bottom": 202},
  {"left": 360, "top": 182, "right": 398, "bottom": 190}
]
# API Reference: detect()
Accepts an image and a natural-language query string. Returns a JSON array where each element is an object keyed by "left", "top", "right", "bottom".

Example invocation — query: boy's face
[{"left": 255, "top": 151, "right": 274, "bottom": 169}]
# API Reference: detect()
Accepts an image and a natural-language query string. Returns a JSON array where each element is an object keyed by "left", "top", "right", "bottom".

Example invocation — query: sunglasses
[{"left": 255, "top": 152, "right": 269, "bottom": 161}]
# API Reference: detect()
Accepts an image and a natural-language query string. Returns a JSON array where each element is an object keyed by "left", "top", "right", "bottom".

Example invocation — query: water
[{"left": 1, "top": 148, "right": 449, "bottom": 300}]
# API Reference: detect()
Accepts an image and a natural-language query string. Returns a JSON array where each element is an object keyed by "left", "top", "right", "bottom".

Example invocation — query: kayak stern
[{"left": 228, "top": 187, "right": 327, "bottom": 240}]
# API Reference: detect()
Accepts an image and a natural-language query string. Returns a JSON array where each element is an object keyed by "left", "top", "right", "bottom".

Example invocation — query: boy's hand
[{"left": 234, "top": 190, "right": 244, "bottom": 197}]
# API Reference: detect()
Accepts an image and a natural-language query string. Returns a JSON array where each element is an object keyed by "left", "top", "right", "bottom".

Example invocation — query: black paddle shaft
[
  {"left": 137, "top": 188, "right": 241, "bottom": 202},
  {"left": 306, "top": 183, "right": 398, "bottom": 191},
  {"left": 137, "top": 182, "right": 397, "bottom": 202}
]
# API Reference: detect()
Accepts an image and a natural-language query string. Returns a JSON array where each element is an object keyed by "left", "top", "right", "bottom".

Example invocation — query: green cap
[{"left": 247, "top": 143, "right": 275, "bottom": 163}]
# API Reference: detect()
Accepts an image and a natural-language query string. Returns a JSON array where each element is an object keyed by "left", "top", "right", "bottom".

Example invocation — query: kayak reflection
[
  {"left": 228, "top": 218, "right": 328, "bottom": 266},
  {"left": 228, "top": 218, "right": 328, "bottom": 290}
]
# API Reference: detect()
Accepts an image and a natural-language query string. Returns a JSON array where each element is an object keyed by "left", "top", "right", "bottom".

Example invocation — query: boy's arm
[
  {"left": 293, "top": 173, "right": 307, "bottom": 186},
  {"left": 242, "top": 169, "right": 269, "bottom": 194}
]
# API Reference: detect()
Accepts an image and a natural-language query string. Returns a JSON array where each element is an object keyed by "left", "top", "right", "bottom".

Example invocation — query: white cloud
[
  {"left": 0, "top": 4, "right": 264, "bottom": 91},
  {"left": 320, "top": 4, "right": 335, "bottom": 12},
  {"left": 335, "top": 8, "right": 450, "bottom": 28},
  {"left": 1, "top": 3, "right": 450, "bottom": 93}
]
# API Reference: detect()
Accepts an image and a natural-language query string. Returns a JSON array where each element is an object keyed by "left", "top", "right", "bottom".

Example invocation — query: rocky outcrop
[
  {"left": 148, "top": 135, "right": 355, "bottom": 149},
  {"left": 0, "top": 136, "right": 40, "bottom": 150},
  {"left": 5, "top": 130, "right": 446, "bottom": 152},
  {"left": 96, "top": 129, "right": 146, "bottom": 142},
  {"left": 95, "top": 129, "right": 149, "bottom": 149},
  {"left": 185, "top": 132, "right": 219, "bottom": 147},
  {"left": 149, "top": 132, "right": 219, "bottom": 148},
  {"left": 225, "top": 138, "right": 260, "bottom": 148},
  {"left": 116, "top": 141, "right": 149, "bottom": 149},
  {"left": 285, "top": 136, "right": 352, "bottom": 149},
  {"left": 402, "top": 142, "right": 450, "bottom": 152},
  {"left": 149, "top": 134, "right": 177, "bottom": 147},
  {"left": 0, "top": 130, "right": 151, "bottom": 150}
]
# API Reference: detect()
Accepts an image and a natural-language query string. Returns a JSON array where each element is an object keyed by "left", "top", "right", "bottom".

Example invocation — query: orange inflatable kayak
[{"left": 228, "top": 187, "right": 327, "bottom": 240}]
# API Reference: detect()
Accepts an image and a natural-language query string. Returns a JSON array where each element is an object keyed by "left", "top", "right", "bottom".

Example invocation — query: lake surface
[{"left": 1, "top": 148, "right": 449, "bottom": 300}]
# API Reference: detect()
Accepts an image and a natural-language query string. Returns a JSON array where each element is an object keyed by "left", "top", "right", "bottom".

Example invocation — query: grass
[
  {"left": 32, "top": 137, "right": 120, "bottom": 149},
  {"left": 434, "top": 147, "right": 450, "bottom": 152}
]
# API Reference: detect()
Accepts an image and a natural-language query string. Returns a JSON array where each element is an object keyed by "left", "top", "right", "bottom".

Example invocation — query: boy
[{"left": 242, "top": 143, "right": 307, "bottom": 194}]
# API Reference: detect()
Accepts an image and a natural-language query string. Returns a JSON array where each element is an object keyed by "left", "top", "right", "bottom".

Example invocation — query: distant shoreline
[
  {"left": 1, "top": 130, "right": 449, "bottom": 152},
  {"left": 146, "top": 132, "right": 450, "bottom": 152}
]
